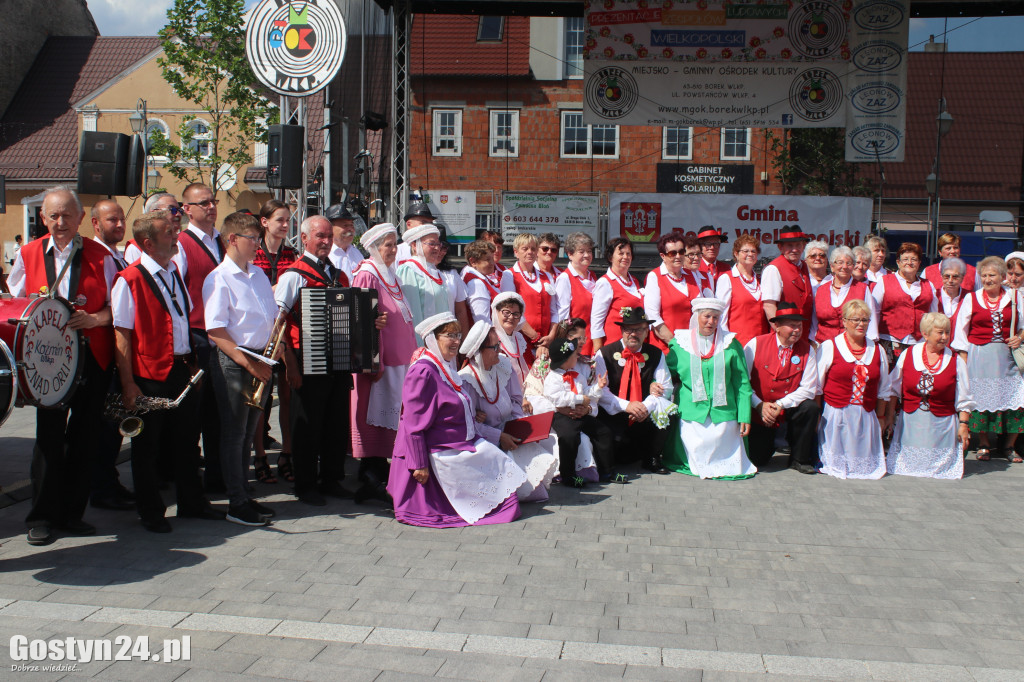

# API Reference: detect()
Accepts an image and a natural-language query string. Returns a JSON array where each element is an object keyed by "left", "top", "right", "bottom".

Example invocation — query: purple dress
[{"left": 388, "top": 360, "right": 521, "bottom": 528}]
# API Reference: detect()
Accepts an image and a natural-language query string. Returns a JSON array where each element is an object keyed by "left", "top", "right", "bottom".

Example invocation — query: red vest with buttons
[
  {"left": 749, "top": 332, "right": 811, "bottom": 404},
  {"left": 769, "top": 256, "right": 813, "bottom": 321},
  {"left": 283, "top": 259, "right": 349, "bottom": 350},
  {"left": 901, "top": 345, "right": 957, "bottom": 417},
  {"left": 814, "top": 280, "right": 869, "bottom": 343},
  {"left": 822, "top": 340, "right": 882, "bottom": 412},
  {"left": 651, "top": 270, "right": 695, "bottom": 353},
  {"left": 513, "top": 267, "right": 554, "bottom": 339},
  {"left": 115, "top": 263, "right": 188, "bottom": 381},
  {"left": 878, "top": 273, "right": 935, "bottom": 342},
  {"left": 22, "top": 235, "right": 114, "bottom": 370},
  {"left": 178, "top": 228, "right": 223, "bottom": 329},
  {"left": 726, "top": 272, "right": 771, "bottom": 347},
  {"left": 600, "top": 273, "right": 644, "bottom": 347},
  {"left": 965, "top": 290, "right": 1014, "bottom": 345},
  {"left": 567, "top": 269, "right": 596, "bottom": 356},
  {"left": 924, "top": 262, "right": 976, "bottom": 294}
]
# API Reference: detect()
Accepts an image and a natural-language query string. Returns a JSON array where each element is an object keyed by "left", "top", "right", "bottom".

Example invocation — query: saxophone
[
  {"left": 103, "top": 370, "right": 205, "bottom": 437},
  {"left": 244, "top": 308, "right": 289, "bottom": 409}
]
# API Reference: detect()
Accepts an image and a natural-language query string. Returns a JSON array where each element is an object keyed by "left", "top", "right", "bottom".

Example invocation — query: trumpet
[
  {"left": 103, "top": 370, "right": 205, "bottom": 437},
  {"left": 244, "top": 308, "right": 289, "bottom": 409}
]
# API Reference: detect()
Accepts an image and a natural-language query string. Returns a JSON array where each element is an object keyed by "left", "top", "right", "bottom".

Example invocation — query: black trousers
[
  {"left": 92, "top": 374, "right": 126, "bottom": 499},
  {"left": 290, "top": 372, "right": 351, "bottom": 494},
  {"left": 26, "top": 352, "right": 111, "bottom": 529},
  {"left": 747, "top": 399, "right": 821, "bottom": 468},
  {"left": 191, "top": 329, "right": 222, "bottom": 487},
  {"left": 551, "top": 412, "right": 614, "bottom": 482},
  {"left": 130, "top": 358, "right": 207, "bottom": 522},
  {"left": 600, "top": 409, "right": 671, "bottom": 464}
]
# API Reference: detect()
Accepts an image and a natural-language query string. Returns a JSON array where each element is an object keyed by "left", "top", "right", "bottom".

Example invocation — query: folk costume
[
  {"left": 555, "top": 263, "right": 598, "bottom": 355},
  {"left": 760, "top": 227, "right": 814, "bottom": 322},
  {"left": 810, "top": 277, "right": 878, "bottom": 343},
  {"left": 590, "top": 268, "right": 644, "bottom": 347},
  {"left": 646, "top": 263, "right": 715, "bottom": 353},
  {"left": 492, "top": 292, "right": 532, "bottom": 384},
  {"left": 462, "top": 263, "right": 514, "bottom": 323},
  {"left": 715, "top": 265, "right": 770, "bottom": 347},
  {"left": 395, "top": 224, "right": 452, "bottom": 344},
  {"left": 512, "top": 261, "right": 558, "bottom": 342}
]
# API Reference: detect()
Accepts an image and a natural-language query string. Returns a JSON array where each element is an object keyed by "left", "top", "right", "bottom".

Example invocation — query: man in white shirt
[
  {"left": 325, "top": 203, "right": 363, "bottom": 281},
  {"left": 204, "top": 211, "right": 279, "bottom": 526},
  {"left": 743, "top": 303, "right": 820, "bottom": 474}
]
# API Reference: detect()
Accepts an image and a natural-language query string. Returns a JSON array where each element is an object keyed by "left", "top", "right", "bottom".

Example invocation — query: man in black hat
[
  {"left": 397, "top": 201, "right": 435, "bottom": 263},
  {"left": 696, "top": 226, "right": 731, "bottom": 283},
  {"left": 326, "top": 204, "right": 363, "bottom": 282},
  {"left": 594, "top": 307, "right": 674, "bottom": 474},
  {"left": 742, "top": 302, "right": 819, "bottom": 474},
  {"left": 761, "top": 225, "right": 814, "bottom": 326}
]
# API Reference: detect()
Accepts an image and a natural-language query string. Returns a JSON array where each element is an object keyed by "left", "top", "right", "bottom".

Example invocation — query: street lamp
[
  {"left": 129, "top": 99, "right": 149, "bottom": 195},
  {"left": 925, "top": 100, "right": 953, "bottom": 260}
]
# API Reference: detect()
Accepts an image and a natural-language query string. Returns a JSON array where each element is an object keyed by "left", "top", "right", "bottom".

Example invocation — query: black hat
[
  {"left": 615, "top": 306, "right": 654, "bottom": 327},
  {"left": 770, "top": 302, "right": 805, "bottom": 323},
  {"left": 774, "top": 225, "right": 811, "bottom": 244},
  {"left": 325, "top": 204, "right": 353, "bottom": 221},
  {"left": 548, "top": 337, "right": 578, "bottom": 370},
  {"left": 403, "top": 201, "right": 434, "bottom": 222}
]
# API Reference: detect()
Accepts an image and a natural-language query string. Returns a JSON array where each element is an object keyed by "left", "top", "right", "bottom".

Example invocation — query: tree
[
  {"left": 767, "top": 128, "right": 873, "bottom": 197},
  {"left": 150, "top": 0, "right": 277, "bottom": 191}
]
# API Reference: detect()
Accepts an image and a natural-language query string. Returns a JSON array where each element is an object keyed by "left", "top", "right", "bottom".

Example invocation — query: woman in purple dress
[
  {"left": 389, "top": 312, "right": 527, "bottom": 527},
  {"left": 350, "top": 223, "right": 417, "bottom": 503}
]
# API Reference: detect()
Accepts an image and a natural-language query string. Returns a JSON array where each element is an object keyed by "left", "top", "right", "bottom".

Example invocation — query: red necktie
[
  {"left": 779, "top": 345, "right": 792, "bottom": 367},
  {"left": 563, "top": 371, "right": 579, "bottom": 394},
  {"left": 618, "top": 348, "right": 644, "bottom": 404}
]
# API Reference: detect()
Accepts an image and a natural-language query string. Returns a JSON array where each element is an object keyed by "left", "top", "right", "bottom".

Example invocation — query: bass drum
[
  {"left": 0, "top": 296, "right": 84, "bottom": 409},
  {"left": 0, "top": 337, "right": 16, "bottom": 427}
]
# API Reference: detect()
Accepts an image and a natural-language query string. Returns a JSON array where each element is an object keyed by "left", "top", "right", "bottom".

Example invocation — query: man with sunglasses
[
  {"left": 125, "top": 194, "right": 188, "bottom": 275},
  {"left": 179, "top": 183, "right": 227, "bottom": 492}
]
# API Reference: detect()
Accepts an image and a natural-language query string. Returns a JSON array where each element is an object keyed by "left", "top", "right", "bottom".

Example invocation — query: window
[
  {"left": 489, "top": 110, "right": 519, "bottom": 157},
  {"left": 564, "top": 17, "right": 584, "bottom": 78},
  {"left": 663, "top": 126, "right": 693, "bottom": 160},
  {"left": 721, "top": 127, "right": 750, "bottom": 161},
  {"left": 560, "top": 111, "right": 618, "bottom": 159},
  {"left": 145, "top": 119, "right": 170, "bottom": 156},
  {"left": 478, "top": 16, "right": 504, "bottom": 42},
  {"left": 432, "top": 109, "right": 462, "bottom": 156},
  {"left": 185, "top": 119, "right": 211, "bottom": 158}
]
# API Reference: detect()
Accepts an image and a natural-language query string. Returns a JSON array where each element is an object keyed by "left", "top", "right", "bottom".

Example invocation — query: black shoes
[
  {"left": 27, "top": 526, "right": 53, "bottom": 546},
  {"left": 226, "top": 503, "right": 270, "bottom": 527},
  {"left": 141, "top": 518, "right": 172, "bottom": 533},
  {"left": 643, "top": 459, "right": 670, "bottom": 475},
  {"left": 297, "top": 489, "right": 326, "bottom": 506},
  {"left": 248, "top": 499, "right": 275, "bottom": 519},
  {"left": 789, "top": 461, "right": 817, "bottom": 475},
  {"left": 177, "top": 505, "right": 227, "bottom": 521}
]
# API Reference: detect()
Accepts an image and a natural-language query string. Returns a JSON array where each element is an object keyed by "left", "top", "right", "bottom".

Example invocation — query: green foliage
[
  {"left": 767, "top": 128, "right": 873, "bottom": 198},
  {"left": 152, "top": 0, "right": 277, "bottom": 190}
]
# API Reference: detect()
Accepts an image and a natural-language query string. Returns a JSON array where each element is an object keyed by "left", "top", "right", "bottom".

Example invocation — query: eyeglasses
[
  {"left": 186, "top": 198, "right": 218, "bottom": 208},
  {"left": 438, "top": 332, "right": 463, "bottom": 340},
  {"left": 438, "top": 242, "right": 450, "bottom": 251},
  {"left": 482, "top": 343, "right": 501, "bottom": 352},
  {"left": 162, "top": 205, "right": 182, "bottom": 217},
  {"left": 737, "top": 248, "right": 759, "bottom": 256},
  {"left": 663, "top": 249, "right": 683, "bottom": 258},
  {"left": 621, "top": 327, "right": 647, "bottom": 336},
  {"left": 539, "top": 246, "right": 558, "bottom": 253},
  {"left": 807, "top": 253, "right": 827, "bottom": 259},
  {"left": 234, "top": 233, "right": 260, "bottom": 244},
  {"left": 420, "top": 240, "right": 441, "bottom": 248},
  {"left": 684, "top": 252, "right": 701, "bottom": 260},
  {"left": 844, "top": 318, "right": 870, "bottom": 325},
  {"left": 941, "top": 273, "right": 964, "bottom": 280},
  {"left": 500, "top": 309, "right": 523, "bottom": 319}
]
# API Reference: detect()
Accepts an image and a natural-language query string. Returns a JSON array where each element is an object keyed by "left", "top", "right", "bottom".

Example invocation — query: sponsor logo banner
[
  {"left": 501, "top": 193, "right": 601, "bottom": 241},
  {"left": 422, "top": 190, "right": 477, "bottom": 242}
]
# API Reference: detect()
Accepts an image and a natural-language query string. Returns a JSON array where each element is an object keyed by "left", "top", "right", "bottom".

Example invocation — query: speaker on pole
[
  {"left": 124, "top": 134, "right": 146, "bottom": 197},
  {"left": 77, "top": 132, "right": 130, "bottom": 196},
  {"left": 267, "top": 124, "right": 304, "bottom": 190}
]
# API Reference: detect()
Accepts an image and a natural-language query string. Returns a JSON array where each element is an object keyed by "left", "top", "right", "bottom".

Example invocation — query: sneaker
[
  {"left": 226, "top": 503, "right": 269, "bottom": 527},
  {"left": 248, "top": 499, "right": 275, "bottom": 519}
]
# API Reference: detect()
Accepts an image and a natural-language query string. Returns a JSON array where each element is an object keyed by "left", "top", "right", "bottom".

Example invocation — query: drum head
[
  {"left": 0, "top": 338, "right": 16, "bottom": 427},
  {"left": 15, "top": 297, "right": 83, "bottom": 409}
]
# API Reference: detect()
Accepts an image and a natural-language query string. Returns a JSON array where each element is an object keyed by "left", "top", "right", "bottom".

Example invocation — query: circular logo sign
[
  {"left": 852, "top": 40, "right": 904, "bottom": 74},
  {"left": 849, "top": 82, "right": 902, "bottom": 114},
  {"left": 20, "top": 298, "right": 80, "bottom": 407},
  {"left": 246, "top": 0, "right": 347, "bottom": 96},
  {"left": 788, "top": 1, "right": 848, "bottom": 59},
  {"left": 585, "top": 66, "right": 639, "bottom": 120},
  {"left": 853, "top": 0, "right": 905, "bottom": 32},
  {"left": 849, "top": 123, "right": 903, "bottom": 157},
  {"left": 788, "top": 68, "right": 844, "bottom": 122}
]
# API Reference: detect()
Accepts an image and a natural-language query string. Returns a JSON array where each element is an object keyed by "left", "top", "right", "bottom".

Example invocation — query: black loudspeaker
[
  {"left": 267, "top": 124, "right": 305, "bottom": 190},
  {"left": 77, "top": 132, "right": 130, "bottom": 196},
  {"left": 124, "top": 135, "right": 146, "bottom": 197}
]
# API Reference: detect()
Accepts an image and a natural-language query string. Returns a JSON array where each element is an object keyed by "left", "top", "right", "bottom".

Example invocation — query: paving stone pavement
[{"left": 1, "top": 406, "right": 1023, "bottom": 680}]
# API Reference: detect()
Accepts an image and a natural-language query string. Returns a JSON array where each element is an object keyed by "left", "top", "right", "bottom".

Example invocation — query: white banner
[
  {"left": 611, "top": 192, "right": 873, "bottom": 258},
  {"left": 422, "top": 189, "right": 477, "bottom": 243},
  {"left": 501, "top": 193, "right": 601, "bottom": 241}
]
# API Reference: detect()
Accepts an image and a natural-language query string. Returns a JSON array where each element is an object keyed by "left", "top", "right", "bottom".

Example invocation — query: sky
[{"left": 87, "top": 0, "right": 1024, "bottom": 51}]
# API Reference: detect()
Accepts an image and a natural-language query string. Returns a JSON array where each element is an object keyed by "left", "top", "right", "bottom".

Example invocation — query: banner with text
[
  {"left": 582, "top": 0, "right": 908, "bottom": 160},
  {"left": 611, "top": 192, "right": 872, "bottom": 257},
  {"left": 423, "top": 189, "right": 477, "bottom": 243},
  {"left": 501, "top": 193, "right": 601, "bottom": 241}
]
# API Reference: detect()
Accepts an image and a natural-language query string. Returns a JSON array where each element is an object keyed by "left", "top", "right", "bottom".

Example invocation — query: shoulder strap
[{"left": 180, "top": 229, "right": 219, "bottom": 267}]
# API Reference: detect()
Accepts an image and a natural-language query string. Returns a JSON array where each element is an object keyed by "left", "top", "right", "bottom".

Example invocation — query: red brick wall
[{"left": 410, "top": 78, "right": 787, "bottom": 196}]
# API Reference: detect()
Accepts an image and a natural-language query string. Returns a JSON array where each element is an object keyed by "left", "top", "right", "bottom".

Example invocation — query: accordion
[{"left": 299, "top": 287, "right": 380, "bottom": 375}]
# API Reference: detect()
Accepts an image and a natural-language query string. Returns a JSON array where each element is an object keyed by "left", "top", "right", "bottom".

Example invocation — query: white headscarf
[
  {"left": 491, "top": 292, "right": 530, "bottom": 381},
  {"left": 675, "top": 297, "right": 730, "bottom": 407},
  {"left": 415, "top": 312, "right": 474, "bottom": 436},
  {"left": 459, "top": 321, "right": 514, "bottom": 420},
  {"left": 355, "top": 223, "right": 412, "bottom": 322}
]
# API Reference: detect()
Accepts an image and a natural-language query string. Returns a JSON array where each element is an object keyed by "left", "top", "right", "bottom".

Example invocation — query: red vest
[
  {"left": 769, "top": 256, "right": 813, "bottom": 321},
  {"left": 463, "top": 269, "right": 503, "bottom": 303},
  {"left": 924, "top": 262, "right": 976, "bottom": 293},
  {"left": 965, "top": 290, "right": 1013, "bottom": 345},
  {"left": 814, "top": 280, "right": 869, "bottom": 343},
  {"left": 749, "top": 332, "right": 810, "bottom": 403},
  {"left": 567, "top": 269, "right": 596, "bottom": 355},
  {"left": 822, "top": 340, "right": 882, "bottom": 412},
  {"left": 115, "top": 264, "right": 188, "bottom": 381},
  {"left": 600, "top": 273, "right": 643, "bottom": 346},
  {"left": 650, "top": 270, "right": 695, "bottom": 353},
  {"left": 178, "top": 228, "right": 223, "bottom": 329},
  {"left": 878, "top": 273, "right": 934, "bottom": 341},
  {"left": 901, "top": 345, "right": 957, "bottom": 417},
  {"left": 513, "top": 267, "right": 553, "bottom": 339},
  {"left": 727, "top": 272, "right": 770, "bottom": 347},
  {"left": 283, "top": 258, "right": 349, "bottom": 350},
  {"left": 21, "top": 235, "right": 114, "bottom": 369},
  {"left": 698, "top": 258, "right": 730, "bottom": 282}
]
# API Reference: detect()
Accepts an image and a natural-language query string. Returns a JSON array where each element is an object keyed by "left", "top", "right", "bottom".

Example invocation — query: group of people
[{"left": 11, "top": 185, "right": 1022, "bottom": 541}]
